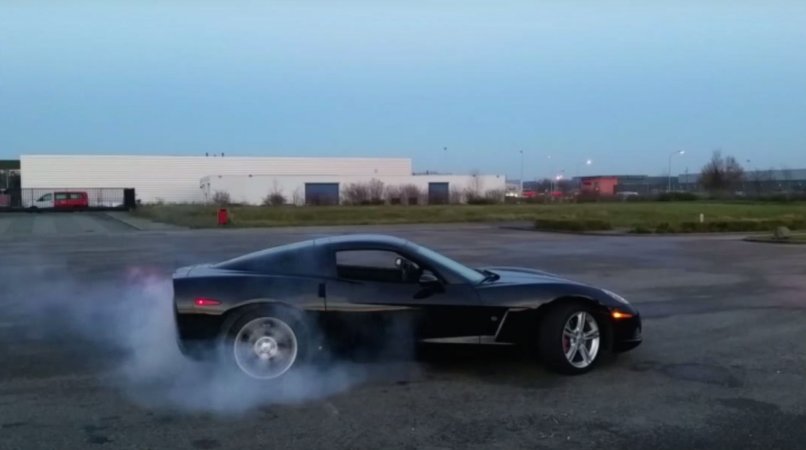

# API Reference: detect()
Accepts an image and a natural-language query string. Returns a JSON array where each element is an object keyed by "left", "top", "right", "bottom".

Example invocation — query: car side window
[
  {"left": 336, "top": 250, "right": 419, "bottom": 284},
  {"left": 55, "top": 193, "right": 69, "bottom": 200},
  {"left": 38, "top": 193, "right": 52, "bottom": 201}
]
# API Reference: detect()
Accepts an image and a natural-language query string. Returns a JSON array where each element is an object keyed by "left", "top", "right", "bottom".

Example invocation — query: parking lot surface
[
  {"left": 0, "top": 212, "right": 135, "bottom": 236},
  {"left": 1, "top": 224, "right": 805, "bottom": 449}
]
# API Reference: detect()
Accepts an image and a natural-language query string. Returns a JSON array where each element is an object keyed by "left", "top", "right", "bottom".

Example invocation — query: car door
[{"left": 324, "top": 248, "right": 488, "bottom": 346}]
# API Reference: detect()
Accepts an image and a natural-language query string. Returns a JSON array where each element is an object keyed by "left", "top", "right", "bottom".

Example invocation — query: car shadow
[{"left": 330, "top": 343, "right": 564, "bottom": 389}]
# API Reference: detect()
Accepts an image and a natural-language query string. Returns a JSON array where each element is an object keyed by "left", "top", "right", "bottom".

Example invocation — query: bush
[
  {"left": 654, "top": 222, "right": 674, "bottom": 233},
  {"left": 467, "top": 197, "right": 497, "bottom": 205},
  {"left": 534, "top": 219, "right": 612, "bottom": 232},
  {"left": 657, "top": 192, "right": 699, "bottom": 202},
  {"left": 212, "top": 191, "right": 231, "bottom": 206},
  {"left": 399, "top": 184, "right": 422, "bottom": 205},
  {"left": 576, "top": 192, "right": 601, "bottom": 203},
  {"left": 262, "top": 192, "right": 287, "bottom": 206},
  {"left": 631, "top": 225, "right": 652, "bottom": 234},
  {"left": 484, "top": 189, "right": 505, "bottom": 204},
  {"left": 367, "top": 179, "right": 385, "bottom": 203},
  {"left": 342, "top": 182, "right": 371, "bottom": 205},
  {"left": 450, "top": 189, "right": 464, "bottom": 204}
]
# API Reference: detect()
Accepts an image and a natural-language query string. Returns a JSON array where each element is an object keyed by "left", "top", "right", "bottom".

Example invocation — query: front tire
[
  {"left": 538, "top": 302, "right": 605, "bottom": 375},
  {"left": 223, "top": 307, "right": 309, "bottom": 380}
]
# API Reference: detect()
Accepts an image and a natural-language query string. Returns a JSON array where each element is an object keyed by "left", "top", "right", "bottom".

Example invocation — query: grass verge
[{"left": 131, "top": 202, "right": 806, "bottom": 231}]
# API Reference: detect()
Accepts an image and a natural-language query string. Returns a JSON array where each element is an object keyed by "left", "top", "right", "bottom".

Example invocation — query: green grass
[{"left": 131, "top": 201, "right": 806, "bottom": 230}]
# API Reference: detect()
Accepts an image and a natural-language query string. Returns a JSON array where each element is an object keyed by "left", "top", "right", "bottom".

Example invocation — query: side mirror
[{"left": 414, "top": 272, "right": 443, "bottom": 299}]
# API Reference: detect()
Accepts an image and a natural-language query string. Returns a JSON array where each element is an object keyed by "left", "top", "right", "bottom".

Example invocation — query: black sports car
[{"left": 173, "top": 234, "right": 641, "bottom": 379}]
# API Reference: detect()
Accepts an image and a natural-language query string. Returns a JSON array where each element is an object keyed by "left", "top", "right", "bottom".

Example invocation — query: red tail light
[{"left": 194, "top": 297, "right": 221, "bottom": 307}]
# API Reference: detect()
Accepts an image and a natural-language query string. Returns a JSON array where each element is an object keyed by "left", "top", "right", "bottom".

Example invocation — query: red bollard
[{"left": 217, "top": 208, "right": 229, "bottom": 226}]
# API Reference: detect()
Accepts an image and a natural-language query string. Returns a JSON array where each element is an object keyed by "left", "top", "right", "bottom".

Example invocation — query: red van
[{"left": 33, "top": 191, "right": 89, "bottom": 209}]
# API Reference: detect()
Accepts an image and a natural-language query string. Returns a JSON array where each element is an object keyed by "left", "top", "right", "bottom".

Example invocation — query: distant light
[
  {"left": 679, "top": 150, "right": 686, "bottom": 155},
  {"left": 586, "top": 159, "right": 593, "bottom": 165}
]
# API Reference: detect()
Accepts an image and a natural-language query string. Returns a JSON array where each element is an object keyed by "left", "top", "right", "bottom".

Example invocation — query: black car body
[{"left": 173, "top": 234, "right": 641, "bottom": 378}]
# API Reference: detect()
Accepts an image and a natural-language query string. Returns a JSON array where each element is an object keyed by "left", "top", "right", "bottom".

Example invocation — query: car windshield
[{"left": 412, "top": 244, "right": 485, "bottom": 284}]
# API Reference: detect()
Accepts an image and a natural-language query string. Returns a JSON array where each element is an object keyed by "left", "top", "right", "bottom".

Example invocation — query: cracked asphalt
[{"left": 1, "top": 216, "right": 805, "bottom": 449}]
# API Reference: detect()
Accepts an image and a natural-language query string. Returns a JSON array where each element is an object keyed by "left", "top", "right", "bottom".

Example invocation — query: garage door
[
  {"left": 305, "top": 183, "right": 340, "bottom": 205},
  {"left": 428, "top": 182, "right": 449, "bottom": 204}
]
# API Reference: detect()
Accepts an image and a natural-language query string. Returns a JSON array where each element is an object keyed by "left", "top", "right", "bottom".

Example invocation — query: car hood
[{"left": 479, "top": 266, "right": 580, "bottom": 286}]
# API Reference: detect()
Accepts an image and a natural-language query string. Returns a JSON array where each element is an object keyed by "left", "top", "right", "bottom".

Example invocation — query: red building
[{"left": 579, "top": 176, "right": 619, "bottom": 196}]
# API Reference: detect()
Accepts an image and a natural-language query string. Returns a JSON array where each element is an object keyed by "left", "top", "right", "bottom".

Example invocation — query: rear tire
[
  {"left": 537, "top": 302, "right": 606, "bottom": 375},
  {"left": 221, "top": 307, "right": 311, "bottom": 380}
]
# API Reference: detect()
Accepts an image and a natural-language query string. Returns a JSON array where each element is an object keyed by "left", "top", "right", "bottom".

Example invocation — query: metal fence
[{"left": 0, "top": 188, "right": 135, "bottom": 210}]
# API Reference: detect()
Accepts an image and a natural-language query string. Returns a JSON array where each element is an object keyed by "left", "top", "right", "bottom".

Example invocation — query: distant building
[
  {"left": 0, "top": 160, "right": 20, "bottom": 190},
  {"left": 578, "top": 176, "right": 619, "bottom": 196},
  {"left": 679, "top": 168, "right": 806, "bottom": 193},
  {"left": 19, "top": 154, "right": 505, "bottom": 205}
]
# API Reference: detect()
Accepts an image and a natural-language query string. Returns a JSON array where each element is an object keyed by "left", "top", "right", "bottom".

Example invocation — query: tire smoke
[{"left": 3, "top": 263, "right": 412, "bottom": 415}]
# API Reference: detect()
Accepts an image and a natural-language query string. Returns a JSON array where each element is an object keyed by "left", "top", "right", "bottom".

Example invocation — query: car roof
[{"left": 313, "top": 234, "right": 411, "bottom": 248}]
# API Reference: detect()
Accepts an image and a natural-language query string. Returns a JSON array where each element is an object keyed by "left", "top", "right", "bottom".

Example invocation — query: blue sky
[{"left": 1, "top": 1, "right": 805, "bottom": 179}]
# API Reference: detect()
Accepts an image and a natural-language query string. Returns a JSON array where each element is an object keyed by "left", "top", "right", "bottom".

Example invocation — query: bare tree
[
  {"left": 449, "top": 188, "right": 464, "bottom": 204},
  {"left": 384, "top": 185, "right": 402, "bottom": 204},
  {"left": 399, "top": 184, "right": 422, "bottom": 205},
  {"left": 367, "top": 178, "right": 385, "bottom": 204},
  {"left": 342, "top": 182, "right": 371, "bottom": 205},
  {"left": 698, "top": 151, "right": 745, "bottom": 194},
  {"left": 291, "top": 188, "right": 303, "bottom": 206},
  {"left": 212, "top": 191, "right": 231, "bottom": 206},
  {"left": 262, "top": 180, "right": 286, "bottom": 206},
  {"left": 464, "top": 170, "right": 484, "bottom": 201},
  {"left": 781, "top": 166, "right": 793, "bottom": 192},
  {"left": 484, "top": 189, "right": 505, "bottom": 203}
]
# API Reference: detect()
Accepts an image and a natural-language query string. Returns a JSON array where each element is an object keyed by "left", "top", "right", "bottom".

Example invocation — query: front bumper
[{"left": 611, "top": 314, "right": 642, "bottom": 353}]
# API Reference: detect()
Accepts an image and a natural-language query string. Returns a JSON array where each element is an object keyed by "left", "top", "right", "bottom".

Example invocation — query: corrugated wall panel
[
  {"left": 202, "top": 174, "right": 507, "bottom": 205},
  {"left": 20, "top": 155, "right": 412, "bottom": 203}
]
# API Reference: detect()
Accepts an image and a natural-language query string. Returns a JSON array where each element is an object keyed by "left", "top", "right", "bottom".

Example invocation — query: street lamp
[
  {"left": 667, "top": 150, "right": 685, "bottom": 192},
  {"left": 553, "top": 172, "right": 565, "bottom": 192},
  {"left": 519, "top": 150, "right": 525, "bottom": 196}
]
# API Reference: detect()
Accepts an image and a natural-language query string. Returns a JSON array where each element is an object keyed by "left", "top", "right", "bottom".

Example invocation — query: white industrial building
[{"left": 20, "top": 154, "right": 504, "bottom": 205}]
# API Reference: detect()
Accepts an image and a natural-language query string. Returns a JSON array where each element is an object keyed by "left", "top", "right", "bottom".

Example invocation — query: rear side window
[
  {"left": 70, "top": 193, "right": 84, "bottom": 199},
  {"left": 336, "top": 250, "right": 400, "bottom": 269}
]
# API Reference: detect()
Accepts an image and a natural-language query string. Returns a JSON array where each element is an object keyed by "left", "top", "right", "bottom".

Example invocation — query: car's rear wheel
[
  {"left": 538, "top": 302, "right": 605, "bottom": 375},
  {"left": 224, "top": 308, "right": 308, "bottom": 380}
]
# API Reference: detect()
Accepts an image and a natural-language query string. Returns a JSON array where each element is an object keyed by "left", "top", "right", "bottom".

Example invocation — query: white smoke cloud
[{"left": 3, "top": 262, "right": 416, "bottom": 415}]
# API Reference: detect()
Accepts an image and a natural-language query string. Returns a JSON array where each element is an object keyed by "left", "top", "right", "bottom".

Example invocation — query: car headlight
[{"left": 603, "top": 289, "right": 630, "bottom": 305}]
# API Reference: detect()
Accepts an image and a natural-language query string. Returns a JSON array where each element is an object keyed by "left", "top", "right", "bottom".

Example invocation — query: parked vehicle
[{"left": 32, "top": 191, "right": 89, "bottom": 210}]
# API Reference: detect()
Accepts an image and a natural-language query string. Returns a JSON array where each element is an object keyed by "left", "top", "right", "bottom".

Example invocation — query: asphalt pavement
[{"left": 1, "top": 218, "right": 805, "bottom": 449}]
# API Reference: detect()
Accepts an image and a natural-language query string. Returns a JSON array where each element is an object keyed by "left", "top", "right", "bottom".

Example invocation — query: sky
[{"left": 1, "top": 1, "right": 805, "bottom": 179}]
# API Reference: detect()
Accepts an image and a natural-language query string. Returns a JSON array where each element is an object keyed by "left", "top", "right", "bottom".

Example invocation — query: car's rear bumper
[
  {"left": 611, "top": 314, "right": 642, "bottom": 353},
  {"left": 175, "top": 311, "right": 222, "bottom": 359}
]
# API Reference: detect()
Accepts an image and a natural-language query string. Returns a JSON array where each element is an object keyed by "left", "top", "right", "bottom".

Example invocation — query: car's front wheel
[
  {"left": 224, "top": 308, "right": 308, "bottom": 380},
  {"left": 538, "top": 302, "right": 605, "bottom": 375}
]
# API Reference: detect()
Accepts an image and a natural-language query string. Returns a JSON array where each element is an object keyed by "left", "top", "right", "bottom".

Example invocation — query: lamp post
[
  {"left": 667, "top": 150, "right": 685, "bottom": 192},
  {"left": 576, "top": 159, "right": 592, "bottom": 188},
  {"left": 519, "top": 150, "right": 525, "bottom": 196}
]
